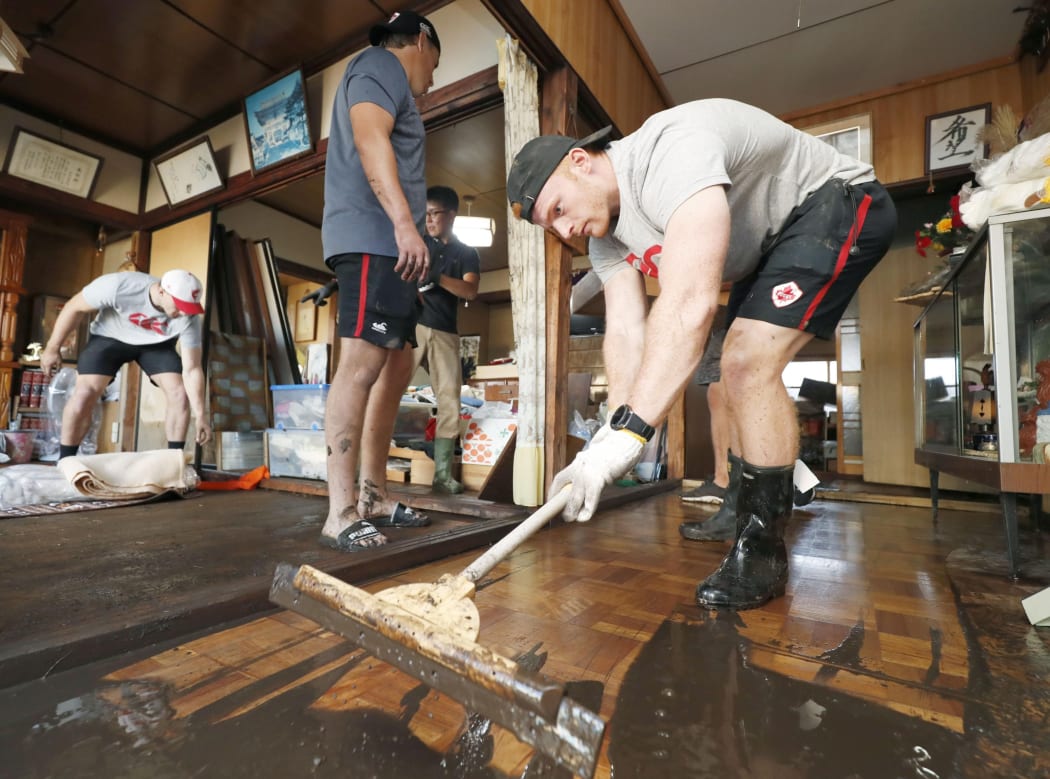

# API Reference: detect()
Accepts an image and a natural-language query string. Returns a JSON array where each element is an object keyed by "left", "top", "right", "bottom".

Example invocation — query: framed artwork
[
  {"left": 153, "top": 137, "right": 224, "bottom": 207},
  {"left": 242, "top": 68, "right": 313, "bottom": 175},
  {"left": 925, "top": 104, "right": 990, "bottom": 175},
  {"left": 293, "top": 298, "right": 317, "bottom": 342},
  {"left": 3, "top": 127, "right": 103, "bottom": 198},
  {"left": 799, "top": 113, "right": 872, "bottom": 164}
]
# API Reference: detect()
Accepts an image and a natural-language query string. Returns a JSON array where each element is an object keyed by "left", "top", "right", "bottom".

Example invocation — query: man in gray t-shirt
[
  {"left": 39, "top": 269, "right": 211, "bottom": 458},
  {"left": 318, "top": 10, "right": 441, "bottom": 553},
  {"left": 507, "top": 99, "right": 897, "bottom": 611}
]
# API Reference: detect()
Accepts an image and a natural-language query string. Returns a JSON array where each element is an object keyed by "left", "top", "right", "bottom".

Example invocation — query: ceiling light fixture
[
  {"left": 453, "top": 195, "right": 495, "bottom": 248},
  {"left": 0, "top": 17, "right": 29, "bottom": 74}
]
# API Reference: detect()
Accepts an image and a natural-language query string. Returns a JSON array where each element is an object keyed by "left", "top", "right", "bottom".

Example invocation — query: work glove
[
  {"left": 300, "top": 279, "right": 338, "bottom": 307},
  {"left": 550, "top": 424, "right": 646, "bottom": 523}
]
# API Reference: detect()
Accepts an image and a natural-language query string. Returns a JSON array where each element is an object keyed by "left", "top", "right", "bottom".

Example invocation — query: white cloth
[{"left": 57, "top": 449, "right": 198, "bottom": 499}]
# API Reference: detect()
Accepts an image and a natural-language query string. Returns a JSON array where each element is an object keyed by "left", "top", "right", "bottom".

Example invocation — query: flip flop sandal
[
  {"left": 319, "top": 520, "right": 387, "bottom": 551},
  {"left": 368, "top": 501, "right": 430, "bottom": 528}
]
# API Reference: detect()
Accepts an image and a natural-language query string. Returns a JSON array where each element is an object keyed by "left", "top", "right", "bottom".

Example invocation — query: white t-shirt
[
  {"left": 589, "top": 99, "right": 876, "bottom": 284},
  {"left": 81, "top": 272, "right": 202, "bottom": 349}
]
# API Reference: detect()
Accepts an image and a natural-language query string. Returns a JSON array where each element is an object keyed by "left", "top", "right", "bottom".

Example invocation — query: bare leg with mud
[
  {"left": 322, "top": 337, "right": 390, "bottom": 548},
  {"left": 357, "top": 344, "right": 416, "bottom": 520}
]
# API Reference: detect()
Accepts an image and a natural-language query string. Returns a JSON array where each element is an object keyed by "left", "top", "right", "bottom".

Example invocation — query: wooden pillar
[
  {"left": 540, "top": 67, "right": 578, "bottom": 492},
  {"left": 0, "top": 211, "right": 30, "bottom": 427},
  {"left": 499, "top": 36, "right": 544, "bottom": 506}
]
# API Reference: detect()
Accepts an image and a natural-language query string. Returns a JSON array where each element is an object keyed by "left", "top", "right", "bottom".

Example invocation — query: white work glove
[{"left": 550, "top": 424, "right": 646, "bottom": 523}]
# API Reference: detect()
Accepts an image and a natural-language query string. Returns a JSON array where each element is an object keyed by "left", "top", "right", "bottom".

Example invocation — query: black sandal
[
  {"left": 319, "top": 520, "right": 388, "bottom": 551},
  {"left": 368, "top": 502, "right": 430, "bottom": 528}
]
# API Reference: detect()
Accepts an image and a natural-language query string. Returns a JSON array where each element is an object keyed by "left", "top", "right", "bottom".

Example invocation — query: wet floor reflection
[{"left": 608, "top": 610, "right": 964, "bottom": 778}]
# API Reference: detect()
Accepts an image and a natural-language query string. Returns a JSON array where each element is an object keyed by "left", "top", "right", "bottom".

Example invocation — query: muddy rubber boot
[
  {"left": 432, "top": 437, "right": 464, "bottom": 494},
  {"left": 679, "top": 452, "right": 742, "bottom": 542},
  {"left": 695, "top": 460, "right": 794, "bottom": 610}
]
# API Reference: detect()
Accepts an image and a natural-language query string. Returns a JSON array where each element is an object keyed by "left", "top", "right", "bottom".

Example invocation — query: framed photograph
[
  {"left": 3, "top": 127, "right": 103, "bottom": 198},
  {"left": 242, "top": 68, "right": 313, "bottom": 175},
  {"left": 293, "top": 298, "right": 317, "bottom": 342},
  {"left": 153, "top": 136, "right": 224, "bottom": 207},
  {"left": 925, "top": 104, "right": 990, "bottom": 175},
  {"left": 800, "top": 113, "right": 872, "bottom": 164}
]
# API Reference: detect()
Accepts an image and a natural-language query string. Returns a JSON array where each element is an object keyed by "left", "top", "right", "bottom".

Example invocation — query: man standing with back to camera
[
  {"left": 506, "top": 98, "right": 896, "bottom": 610},
  {"left": 413, "top": 185, "right": 481, "bottom": 494},
  {"left": 319, "top": 10, "right": 441, "bottom": 552}
]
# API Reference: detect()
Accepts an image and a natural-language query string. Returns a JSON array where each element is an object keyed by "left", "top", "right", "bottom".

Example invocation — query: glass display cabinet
[{"left": 912, "top": 207, "right": 1050, "bottom": 577}]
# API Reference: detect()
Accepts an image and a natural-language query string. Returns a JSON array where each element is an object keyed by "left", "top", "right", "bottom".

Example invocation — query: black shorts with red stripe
[
  {"left": 327, "top": 252, "right": 420, "bottom": 349},
  {"left": 726, "top": 178, "right": 897, "bottom": 340}
]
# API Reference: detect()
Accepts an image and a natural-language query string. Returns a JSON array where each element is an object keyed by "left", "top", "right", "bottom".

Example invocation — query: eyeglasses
[{"left": 426, "top": 209, "right": 448, "bottom": 219}]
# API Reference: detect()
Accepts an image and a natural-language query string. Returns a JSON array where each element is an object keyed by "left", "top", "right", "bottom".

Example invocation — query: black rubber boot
[
  {"left": 695, "top": 460, "right": 794, "bottom": 610},
  {"left": 679, "top": 452, "right": 742, "bottom": 541}
]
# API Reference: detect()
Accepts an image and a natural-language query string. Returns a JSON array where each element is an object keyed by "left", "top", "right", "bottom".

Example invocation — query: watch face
[{"left": 611, "top": 404, "right": 629, "bottom": 427}]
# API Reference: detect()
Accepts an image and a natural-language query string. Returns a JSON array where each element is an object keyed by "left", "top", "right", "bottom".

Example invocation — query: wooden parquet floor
[{"left": 3, "top": 493, "right": 1050, "bottom": 778}]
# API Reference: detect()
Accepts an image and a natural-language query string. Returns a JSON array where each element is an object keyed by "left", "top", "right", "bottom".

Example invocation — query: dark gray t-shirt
[
  {"left": 322, "top": 47, "right": 426, "bottom": 260},
  {"left": 589, "top": 99, "right": 876, "bottom": 285},
  {"left": 419, "top": 236, "right": 480, "bottom": 334}
]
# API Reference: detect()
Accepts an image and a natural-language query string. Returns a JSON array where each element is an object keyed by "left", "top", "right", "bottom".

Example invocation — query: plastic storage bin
[
  {"left": 393, "top": 401, "right": 435, "bottom": 444},
  {"left": 265, "top": 428, "right": 327, "bottom": 480},
  {"left": 271, "top": 384, "right": 329, "bottom": 430}
]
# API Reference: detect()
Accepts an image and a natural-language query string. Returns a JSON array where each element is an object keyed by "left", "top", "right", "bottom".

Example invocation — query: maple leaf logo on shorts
[{"left": 771, "top": 281, "right": 803, "bottom": 308}]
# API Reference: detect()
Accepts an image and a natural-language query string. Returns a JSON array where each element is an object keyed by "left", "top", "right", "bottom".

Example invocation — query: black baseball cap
[
  {"left": 369, "top": 11, "right": 441, "bottom": 52},
  {"left": 506, "top": 126, "right": 614, "bottom": 223}
]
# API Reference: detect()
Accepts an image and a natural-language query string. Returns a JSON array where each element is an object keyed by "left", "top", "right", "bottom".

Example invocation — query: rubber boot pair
[
  {"left": 432, "top": 437, "right": 464, "bottom": 494},
  {"left": 695, "top": 459, "right": 793, "bottom": 611},
  {"left": 678, "top": 452, "right": 741, "bottom": 541}
]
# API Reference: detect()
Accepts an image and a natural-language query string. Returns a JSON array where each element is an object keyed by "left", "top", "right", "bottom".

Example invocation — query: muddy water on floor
[{"left": 608, "top": 610, "right": 966, "bottom": 778}]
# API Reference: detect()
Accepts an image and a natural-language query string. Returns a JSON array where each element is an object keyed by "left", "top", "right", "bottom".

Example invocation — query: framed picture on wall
[
  {"left": 242, "top": 68, "right": 314, "bottom": 175},
  {"left": 3, "top": 127, "right": 103, "bottom": 199},
  {"left": 153, "top": 136, "right": 224, "bottom": 207},
  {"left": 925, "top": 104, "right": 991, "bottom": 175}
]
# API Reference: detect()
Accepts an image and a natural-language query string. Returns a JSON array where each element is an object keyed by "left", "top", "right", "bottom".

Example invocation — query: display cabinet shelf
[{"left": 912, "top": 207, "right": 1050, "bottom": 577}]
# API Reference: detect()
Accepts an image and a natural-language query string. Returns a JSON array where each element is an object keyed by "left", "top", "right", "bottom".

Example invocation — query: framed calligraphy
[
  {"left": 153, "top": 136, "right": 224, "bottom": 207},
  {"left": 2, "top": 127, "right": 103, "bottom": 199},
  {"left": 925, "top": 104, "right": 990, "bottom": 175}
]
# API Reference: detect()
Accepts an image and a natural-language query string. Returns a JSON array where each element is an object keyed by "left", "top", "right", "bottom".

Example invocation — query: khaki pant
[{"left": 412, "top": 325, "right": 461, "bottom": 440}]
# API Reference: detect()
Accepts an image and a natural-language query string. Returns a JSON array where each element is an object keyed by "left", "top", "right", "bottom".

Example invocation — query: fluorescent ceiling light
[
  {"left": 453, "top": 215, "right": 495, "bottom": 248},
  {"left": 0, "top": 17, "right": 29, "bottom": 74}
]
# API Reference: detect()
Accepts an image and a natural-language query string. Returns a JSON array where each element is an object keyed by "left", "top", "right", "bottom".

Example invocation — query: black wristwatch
[{"left": 609, "top": 404, "right": 656, "bottom": 442}]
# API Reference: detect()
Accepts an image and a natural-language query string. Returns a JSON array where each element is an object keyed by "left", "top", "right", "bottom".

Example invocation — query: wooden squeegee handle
[{"left": 460, "top": 486, "right": 571, "bottom": 584}]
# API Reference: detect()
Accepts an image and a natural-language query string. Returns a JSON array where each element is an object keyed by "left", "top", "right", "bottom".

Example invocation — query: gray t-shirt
[
  {"left": 82, "top": 272, "right": 202, "bottom": 349},
  {"left": 322, "top": 46, "right": 426, "bottom": 260},
  {"left": 589, "top": 99, "right": 876, "bottom": 284}
]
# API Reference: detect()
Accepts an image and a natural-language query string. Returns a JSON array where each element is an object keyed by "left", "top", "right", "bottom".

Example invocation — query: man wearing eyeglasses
[{"left": 413, "top": 186, "right": 481, "bottom": 493}]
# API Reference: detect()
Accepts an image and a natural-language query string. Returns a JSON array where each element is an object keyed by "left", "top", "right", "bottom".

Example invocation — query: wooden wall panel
[
  {"left": 520, "top": 0, "right": 669, "bottom": 133},
  {"left": 785, "top": 59, "right": 1025, "bottom": 185}
]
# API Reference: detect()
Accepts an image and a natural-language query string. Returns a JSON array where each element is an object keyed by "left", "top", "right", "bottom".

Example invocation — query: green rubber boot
[{"left": 432, "top": 437, "right": 464, "bottom": 494}]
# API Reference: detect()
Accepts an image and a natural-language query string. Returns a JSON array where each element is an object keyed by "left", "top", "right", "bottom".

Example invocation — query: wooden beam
[
  {"left": 0, "top": 174, "right": 139, "bottom": 231},
  {"left": 540, "top": 67, "right": 578, "bottom": 491}
]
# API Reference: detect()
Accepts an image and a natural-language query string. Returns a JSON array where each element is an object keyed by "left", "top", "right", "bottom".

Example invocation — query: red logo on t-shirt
[
  {"left": 129, "top": 312, "right": 168, "bottom": 335},
  {"left": 772, "top": 281, "right": 803, "bottom": 308},
  {"left": 624, "top": 244, "right": 662, "bottom": 278}
]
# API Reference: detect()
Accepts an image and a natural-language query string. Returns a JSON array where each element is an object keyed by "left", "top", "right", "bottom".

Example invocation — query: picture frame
[
  {"left": 293, "top": 298, "right": 317, "bottom": 342},
  {"left": 799, "top": 113, "right": 872, "bottom": 164},
  {"left": 153, "top": 136, "right": 224, "bottom": 207},
  {"left": 242, "top": 67, "right": 313, "bottom": 175},
  {"left": 2, "top": 127, "right": 103, "bottom": 199},
  {"left": 925, "top": 104, "right": 990, "bottom": 175}
]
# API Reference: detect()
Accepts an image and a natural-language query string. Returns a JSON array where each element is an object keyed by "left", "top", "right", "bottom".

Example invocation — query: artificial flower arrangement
[{"left": 915, "top": 195, "right": 976, "bottom": 257}]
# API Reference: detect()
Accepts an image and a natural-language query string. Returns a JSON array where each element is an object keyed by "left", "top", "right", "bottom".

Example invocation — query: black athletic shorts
[
  {"left": 326, "top": 252, "right": 419, "bottom": 349},
  {"left": 77, "top": 334, "right": 182, "bottom": 378},
  {"left": 726, "top": 178, "right": 897, "bottom": 340}
]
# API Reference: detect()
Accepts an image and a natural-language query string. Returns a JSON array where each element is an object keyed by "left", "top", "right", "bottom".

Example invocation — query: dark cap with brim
[
  {"left": 506, "top": 126, "right": 613, "bottom": 223},
  {"left": 369, "top": 10, "right": 440, "bottom": 52}
]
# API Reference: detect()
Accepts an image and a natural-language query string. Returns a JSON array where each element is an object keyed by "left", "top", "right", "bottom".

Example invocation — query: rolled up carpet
[{"left": 57, "top": 449, "right": 198, "bottom": 499}]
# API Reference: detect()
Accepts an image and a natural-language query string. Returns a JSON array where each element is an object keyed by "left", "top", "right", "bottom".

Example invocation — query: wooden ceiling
[{"left": 0, "top": 0, "right": 445, "bottom": 155}]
